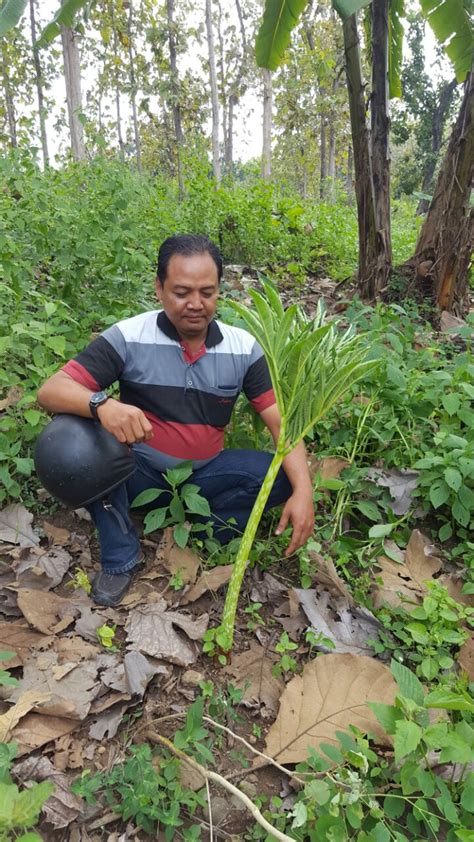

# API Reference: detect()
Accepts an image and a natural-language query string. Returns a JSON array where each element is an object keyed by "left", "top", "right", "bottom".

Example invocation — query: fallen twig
[{"left": 142, "top": 729, "right": 295, "bottom": 842}]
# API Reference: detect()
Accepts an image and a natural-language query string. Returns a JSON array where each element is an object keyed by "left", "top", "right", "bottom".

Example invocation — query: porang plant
[{"left": 204, "top": 279, "right": 378, "bottom": 657}]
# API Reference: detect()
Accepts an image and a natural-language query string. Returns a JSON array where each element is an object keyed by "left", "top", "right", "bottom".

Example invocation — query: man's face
[{"left": 156, "top": 251, "right": 219, "bottom": 341}]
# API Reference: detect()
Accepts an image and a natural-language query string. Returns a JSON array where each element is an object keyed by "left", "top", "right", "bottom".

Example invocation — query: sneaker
[{"left": 91, "top": 554, "right": 145, "bottom": 607}]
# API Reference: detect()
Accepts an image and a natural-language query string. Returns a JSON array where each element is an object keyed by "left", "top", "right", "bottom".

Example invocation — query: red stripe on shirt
[
  {"left": 62, "top": 360, "right": 101, "bottom": 392},
  {"left": 144, "top": 415, "right": 224, "bottom": 460},
  {"left": 250, "top": 388, "right": 276, "bottom": 413}
]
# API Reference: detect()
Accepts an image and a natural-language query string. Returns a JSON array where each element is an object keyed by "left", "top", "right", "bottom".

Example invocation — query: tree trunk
[
  {"left": 29, "top": 0, "right": 49, "bottom": 167},
  {"left": 370, "top": 0, "right": 392, "bottom": 294},
  {"left": 205, "top": 0, "right": 221, "bottom": 183},
  {"left": 410, "top": 71, "right": 473, "bottom": 315},
  {"left": 128, "top": 0, "right": 142, "bottom": 171},
  {"left": 1, "top": 48, "right": 17, "bottom": 148},
  {"left": 227, "top": 94, "right": 236, "bottom": 171},
  {"left": 320, "top": 113, "right": 327, "bottom": 198},
  {"left": 167, "top": 0, "right": 184, "bottom": 195},
  {"left": 342, "top": 15, "right": 377, "bottom": 294},
  {"left": 417, "top": 77, "right": 458, "bottom": 214},
  {"left": 261, "top": 68, "right": 272, "bottom": 180},
  {"left": 216, "top": 0, "right": 228, "bottom": 172},
  {"left": 61, "top": 25, "right": 85, "bottom": 161},
  {"left": 110, "top": 1, "right": 124, "bottom": 159},
  {"left": 346, "top": 143, "right": 353, "bottom": 199}
]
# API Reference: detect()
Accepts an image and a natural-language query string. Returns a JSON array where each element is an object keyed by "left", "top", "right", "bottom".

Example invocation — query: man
[{"left": 38, "top": 234, "right": 314, "bottom": 605}]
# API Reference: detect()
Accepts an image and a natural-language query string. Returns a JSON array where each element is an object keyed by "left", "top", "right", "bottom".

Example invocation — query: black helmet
[{"left": 34, "top": 414, "right": 136, "bottom": 507}]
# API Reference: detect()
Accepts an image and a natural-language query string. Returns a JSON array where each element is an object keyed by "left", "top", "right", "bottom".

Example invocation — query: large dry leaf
[
  {"left": 42, "top": 521, "right": 71, "bottom": 546},
  {"left": 0, "top": 385, "right": 23, "bottom": 411},
  {"left": 0, "top": 504, "right": 38, "bottom": 547},
  {"left": 0, "top": 621, "right": 51, "bottom": 667},
  {"left": 294, "top": 589, "right": 381, "bottom": 655},
  {"left": 367, "top": 468, "right": 419, "bottom": 515},
  {"left": 54, "top": 636, "right": 100, "bottom": 664},
  {"left": 162, "top": 539, "right": 200, "bottom": 585},
  {"left": 373, "top": 529, "right": 442, "bottom": 608},
  {"left": 14, "top": 545, "right": 72, "bottom": 590},
  {"left": 14, "top": 756, "right": 83, "bottom": 828},
  {"left": 250, "top": 571, "right": 287, "bottom": 604},
  {"left": 88, "top": 702, "right": 130, "bottom": 740},
  {"left": 8, "top": 652, "right": 102, "bottom": 720},
  {"left": 124, "top": 650, "right": 167, "bottom": 696},
  {"left": 265, "top": 654, "right": 398, "bottom": 764},
  {"left": 9, "top": 712, "right": 77, "bottom": 756},
  {"left": 224, "top": 641, "right": 284, "bottom": 716},
  {"left": 180, "top": 564, "right": 233, "bottom": 604},
  {"left": 438, "top": 574, "right": 474, "bottom": 607},
  {"left": 17, "top": 589, "right": 78, "bottom": 634},
  {"left": 308, "top": 456, "right": 350, "bottom": 484},
  {"left": 307, "top": 552, "right": 355, "bottom": 604},
  {"left": 0, "top": 690, "right": 51, "bottom": 741},
  {"left": 126, "top": 599, "right": 209, "bottom": 666},
  {"left": 0, "top": 574, "right": 20, "bottom": 618}
]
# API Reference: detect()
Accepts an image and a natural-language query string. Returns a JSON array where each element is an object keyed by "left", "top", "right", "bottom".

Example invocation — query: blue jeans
[{"left": 87, "top": 449, "right": 292, "bottom": 574}]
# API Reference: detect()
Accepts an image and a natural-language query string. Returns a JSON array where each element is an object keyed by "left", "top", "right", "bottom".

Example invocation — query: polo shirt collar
[{"left": 157, "top": 310, "right": 223, "bottom": 348}]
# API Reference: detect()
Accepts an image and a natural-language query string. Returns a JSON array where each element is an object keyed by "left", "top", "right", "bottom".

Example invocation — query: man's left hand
[{"left": 275, "top": 488, "right": 315, "bottom": 556}]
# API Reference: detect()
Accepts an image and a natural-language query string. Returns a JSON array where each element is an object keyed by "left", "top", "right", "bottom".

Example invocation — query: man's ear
[{"left": 155, "top": 277, "right": 163, "bottom": 302}]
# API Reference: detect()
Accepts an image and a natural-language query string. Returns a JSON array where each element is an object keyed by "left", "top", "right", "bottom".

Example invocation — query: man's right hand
[{"left": 96, "top": 399, "right": 153, "bottom": 445}]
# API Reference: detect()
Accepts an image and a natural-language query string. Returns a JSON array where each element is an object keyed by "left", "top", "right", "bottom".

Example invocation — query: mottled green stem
[{"left": 220, "top": 445, "right": 286, "bottom": 650}]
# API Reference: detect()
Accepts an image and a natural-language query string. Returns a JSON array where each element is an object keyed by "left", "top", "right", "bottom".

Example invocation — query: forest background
[{"left": 0, "top": 0, "right": 473, "bottom": 840}]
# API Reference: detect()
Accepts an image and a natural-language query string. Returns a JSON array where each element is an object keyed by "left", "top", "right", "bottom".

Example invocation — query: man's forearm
[
  {"left": 282, "top": 441, "right": 313, "bottom": 494},
  {"left": 37, "top": 372, "right": 95, "bottom": 417}
]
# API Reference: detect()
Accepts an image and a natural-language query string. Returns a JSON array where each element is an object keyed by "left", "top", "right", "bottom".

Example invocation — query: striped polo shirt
[{"left": 62, "top": 310, "right": 276, "bottom": 470}]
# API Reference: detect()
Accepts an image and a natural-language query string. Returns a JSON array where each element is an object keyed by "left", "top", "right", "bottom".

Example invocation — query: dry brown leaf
[
  {"left": 9, "top": 712, "right": 77, "bottom": 756},
  {"left": 373, "top": 529, "right": 442, "bottom": 608},
  {"left": 438, "top": 574, "right": 474, "bottom": 607},
  {"left": 14, "top": 545, "right": 72, "bottom": 590},
  {"left": 0, "top": 690, "right": 51, "bottom": 741},
  {"left": 0, "top": 621, "right": 51, "bottom": 667},
  {"left": 458, "top": 637, "right": 474, "bottom": 681},
  {"left": 0, "top": 385, "right": 23, "bottom": 411},
  {"left": 89, "top": 702, "right": 130, "bottom": 740},
  {"left": 367, "top": 468, "right": 419, "bottom": 515},
  {"left": 308, "top": 552, "right": 355, "bottom": 604},
  {"left": 126, "top": 598, "right": 209, "bottom": 666},
  {"left": 54, "top": 636, "right": 100, "bottom": 664},
  {"left": 17, "top": 588, "right": 77, "bottom": 634},
  {"left": 224, "top": 641, "right": 284, "bottom": 716},
  {"left": 294, "top": 589, "right": 381, "bottom": 655},
  {"left": 123, "top": 650, "right": 167, "bottom": 696},
  {"left": 14, "top": 756, "right": 83, "bottom": 828},
  {"left": 250, "top": 571, "right": 287, "bottom": 604},
  {"left": 307, "top": 455, "right": 349, "bottom": 484},
  {"left": 265, "top": 654, "right": 397, "bottom": 764},
  {"left": 0, "top": 504, "right": 38, "bottom": 548},
  {"left": 164, "top": 543, "right": 200, "bottom": 585},
  {"left": 43, "top": 521, "right": 71, "bottom": 545},
  {"left": 8, "top": 652, "right": 102, "bottom": 720},
  {"left": 180, "top": 564, "right": 233, "bottom": 604}
]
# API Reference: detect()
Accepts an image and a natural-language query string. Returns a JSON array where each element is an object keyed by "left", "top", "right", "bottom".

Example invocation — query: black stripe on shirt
[
  {"left": 120, "top": 381, "right": 239, "bottom": 427},
  {"left": 74, "top": 336, "right": 125, "bottom": 390}
]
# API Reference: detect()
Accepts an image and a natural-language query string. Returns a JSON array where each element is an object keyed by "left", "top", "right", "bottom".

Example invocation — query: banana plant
[{"left": 204, "top": 281, "right": 378, "bottom": 658}]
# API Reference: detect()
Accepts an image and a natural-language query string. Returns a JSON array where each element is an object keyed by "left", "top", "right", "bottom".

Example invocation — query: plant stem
[{"left": 220, "top": 446, "right": 286, "bottom": 649}]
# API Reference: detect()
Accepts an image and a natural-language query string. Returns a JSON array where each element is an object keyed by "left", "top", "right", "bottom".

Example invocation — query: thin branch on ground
[{"left": 142, "top": 729, "right": 295, "bottom": 842}]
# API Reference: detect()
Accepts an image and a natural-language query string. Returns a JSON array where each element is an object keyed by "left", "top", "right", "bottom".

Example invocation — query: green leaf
[
  {"left": 181, "top": 489, "right": 211, "bottom": 517},
  {"left": 305, "top": 778, "right": 331, "bottom": 804},
  {"left": 255, "top": 0, "right": 312, "bottom": 70},
  {"left": 36, "top": 0, "right": 89, "bottom": 47},
  {"left": 165, "top": 461, "right": 194, "bottom": 486},
  {"left": 355, "top": 500, "right": 381, "bottom": 521},
  {"left": 143, "top": 507, "right": 167, "bottom": 533},
  {"left": 24, "top": 409, "right": 42, "bottom": 426},
  {"left": 390, "top": 659, "right": 425, "bottom": 705},
  {"left": 430, "top": 481, "right": 450, "bottom": 509},
  {"left": 384, "top": 794, "right": 405, "bottom": 819},
  {"left": 444, "top": 466, "right": 462, "bottom": 491},
  {"left": 173, "top": 523, "right": 190, "bottom": 548},
  {"left": 333, "top": 0, "right": 372, "bottom": 19},
  {"left": 394, "top": 720, "right": 422, "bottom": 761},
  {"left": 453, "top": 497, "right": 470, "bottom": 526},
  {"left": 460, "top": 771, "right": 474, "bottom": 810},
  {"left": 442, "top": 392, "right": 461, "bottom": 415},
  {"left": 420, "top": 0, "right": 473, "bottom": 82},
  {"left": 425, "top": 687, "right": 474, "bottom": 713},
  {"left": 368, "top": 523, "right": 395, "bottom": 538},
  {"left": 11, "top": 780, "right": 55, "bottom": 826},
  {"left": 130, "top": 488, "right": 166, "bottom": 508},
  {"left": 0, "top": 0, "right": 28, "bottom": 37},
  {"left": 169, "top": 495, "right": 185, "bottom": 523},
  {"left": 368, "top": 702, "right": 403, "bottom": 735},
  {"left": 387, "top": 363, "right": 406, "bottom": 389}
]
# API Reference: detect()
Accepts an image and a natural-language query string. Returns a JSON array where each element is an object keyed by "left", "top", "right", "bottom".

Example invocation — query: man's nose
[{"left": 187, "top": 293, "right": 204, "bottom": 309}]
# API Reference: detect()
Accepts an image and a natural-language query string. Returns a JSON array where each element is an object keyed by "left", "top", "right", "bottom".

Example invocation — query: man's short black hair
[{"left": 157, "top": 234, "right": 223, "bottom": 284}]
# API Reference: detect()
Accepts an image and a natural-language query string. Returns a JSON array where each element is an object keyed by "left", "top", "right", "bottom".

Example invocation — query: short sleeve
[
  {"left": 242, "top": 340, "right": 276, "bottom": 413},
  {"left": 61, "top": 324, "right": 126, "bottom": 391}
]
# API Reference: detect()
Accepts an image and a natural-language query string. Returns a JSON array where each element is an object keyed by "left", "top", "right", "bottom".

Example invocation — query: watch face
[{"left": 91, "top": 391, "right": 108, "bottom": 406}]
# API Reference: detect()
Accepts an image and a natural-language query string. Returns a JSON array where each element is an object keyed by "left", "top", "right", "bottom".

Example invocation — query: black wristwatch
[{"left": 89, "top": 391, "right": 109, "bottom": 421}]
